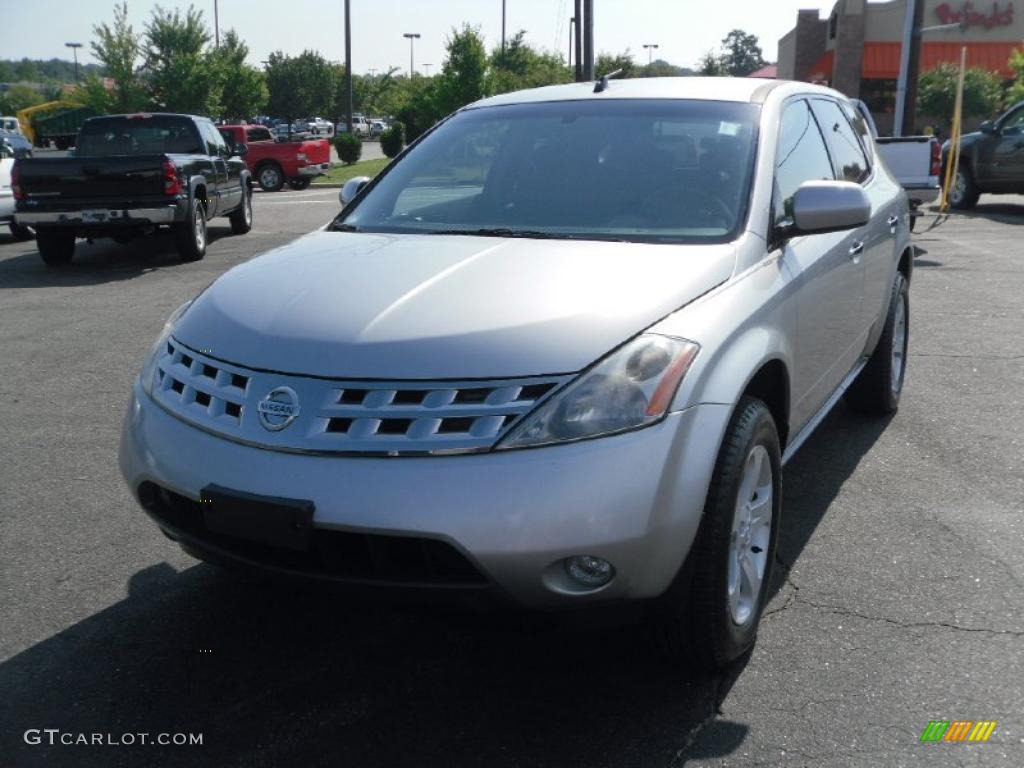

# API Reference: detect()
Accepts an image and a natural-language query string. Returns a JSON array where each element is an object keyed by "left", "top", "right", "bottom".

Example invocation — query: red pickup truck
[{"left": 219, "top": 124, "right": 331, "bottom": 192}]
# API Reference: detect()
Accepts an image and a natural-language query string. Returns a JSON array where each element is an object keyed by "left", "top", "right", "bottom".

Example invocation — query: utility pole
[
  {"left": 582, "top": 0, "right": 595, "bottom": 80},
  {"left": 213, "top": 0, "right": 220, "bottom": 47},
  {"left": 901, "top": 0, "right": 926, "bottom": 136},
  {"left": 573, "top": 1, "right": 583, "bottom": 81},
  {"left": 345, "top": 0, "right": 353, "bottom": 133},
  {"left": 643, "top": 43, "right": 659, "bottom": 66},
  {"left": 569, "top": 16, "right": 575, "bottom": 69},
  {"left": 502, "top": 0, "right": 507, "bottom": 53},
  {"left": 65, "top": 42, "right": 83, "bottom": 83},
  {"left": 403, "top": 33, "right": 421, "bottom": 78}
]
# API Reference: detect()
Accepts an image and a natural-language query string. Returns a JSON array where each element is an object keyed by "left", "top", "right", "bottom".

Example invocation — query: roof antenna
[{"left": 593, "top": 68, "right": 623, "bottom": 93}]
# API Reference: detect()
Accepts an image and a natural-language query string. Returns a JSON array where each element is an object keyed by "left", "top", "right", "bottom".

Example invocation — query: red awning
[
  {"left": 749, "top": 64, "right": 778, "bottom": 79},
  {"left": 862, "top": 41, "right": 1022, "bottom": 78},
  {"left": 808, "top": 50, "right": 834, "bottom": 82}
]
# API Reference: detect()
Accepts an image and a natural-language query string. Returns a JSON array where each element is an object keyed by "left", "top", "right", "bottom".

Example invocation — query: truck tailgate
[
  {"left": 16, "top": 155, "right": 168, "bottom": 203},
  {"left": 875, "top": 136, "right": 937, "bottom": 187},
  {"left": 299, "top": 139, "right": 331, "bottom": 164}
]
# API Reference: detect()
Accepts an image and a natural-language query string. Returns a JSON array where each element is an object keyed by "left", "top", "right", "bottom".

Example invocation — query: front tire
[
  {"left": 846, "top": 272, "right": 909, "bottom": 416},
  {"left": 229, "top": 187, "right": 253, "bottom": 234},
  {"left": 173, "top": 199, "right": 207, "bottom": 261},
  {"left": 948, "top": 166, "right": 979, "bottom": 210},
  {"left": 654, "top": 397, "right": 782, "bottom": 669},
  {"left": 36, "top": 227, "right": 75, "bottom": 266}
]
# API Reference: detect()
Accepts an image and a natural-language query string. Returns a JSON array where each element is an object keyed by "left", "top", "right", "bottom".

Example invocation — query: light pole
[
  {"left": 502, "top": 0, "right": 507, "bottom": 53},
  {"left": 213, "top": 0, "right": 220, "bottom": 47},
  {"left": 65, "top": 42, "right": 83, "bottom": 83},
  {"left": 403, "top": 33, "right": 421, "bottom": 78},
  {"left": 569, "top": 17, "right": 575, "bottom": 69},
  {"left": 344, "top": 0, "right": 353, "bottom": 134},
  {"left": 643, "top": 43, "right": 659, "bottom": 66}
]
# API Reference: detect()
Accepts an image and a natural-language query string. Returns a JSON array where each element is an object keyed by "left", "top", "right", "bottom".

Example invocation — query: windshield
[
  {"left": 336, "top": 99, "right": 759, "bottom": 243},
  {"left": 77, "top": 116, "right": 203, "bottom": 156}
]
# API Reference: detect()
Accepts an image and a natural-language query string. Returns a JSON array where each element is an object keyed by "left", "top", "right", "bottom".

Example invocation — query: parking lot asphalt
[{"left": 0, "top": 190, "right": 1022, "bottom": 767}]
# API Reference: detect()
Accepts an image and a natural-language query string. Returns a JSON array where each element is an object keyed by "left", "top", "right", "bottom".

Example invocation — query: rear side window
[
  {"left": 247, "top": 127, "right": 273, "bottom": 142},
  {"left": 810, "top": 98, "right": 870, "bottom": 183},
  {"left": 773, "top": 99, "right": 835, "bottom": 226}
]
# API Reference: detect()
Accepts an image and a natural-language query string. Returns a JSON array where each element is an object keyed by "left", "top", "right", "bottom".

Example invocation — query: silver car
[{"left": 120, "top": 78, "right": 911, "bottom": 667}]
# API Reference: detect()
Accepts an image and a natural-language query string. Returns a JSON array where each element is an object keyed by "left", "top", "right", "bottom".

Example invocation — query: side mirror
[
  {"left": 340, "top": 175, "right": 371, "bottom": 206},
  {"left": 979, "top": 120, "right": 997, "bottom": 135},
  {"left": 790, "top": 180, "right": 871, "bottom": 235}
]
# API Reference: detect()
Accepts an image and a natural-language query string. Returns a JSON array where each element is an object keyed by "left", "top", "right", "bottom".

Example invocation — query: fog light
[{"left": 564, "top": 555, "right": 614, "bottom": 588}]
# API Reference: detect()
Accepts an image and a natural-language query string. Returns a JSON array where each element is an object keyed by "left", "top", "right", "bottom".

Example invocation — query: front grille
[
  {"left": 151, "top": 337, "right": 571, "bottom": 455},
  {"left": 139, "top": 483, "right": 487, "bottom": 586}
]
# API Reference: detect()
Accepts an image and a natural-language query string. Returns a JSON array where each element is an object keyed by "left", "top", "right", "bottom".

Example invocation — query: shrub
[
  {"left": 380, "top": 122, "right": 405, "bottom": 158},
  {"left": 334, "top": 132, "right": 362, "bottom": 165}
]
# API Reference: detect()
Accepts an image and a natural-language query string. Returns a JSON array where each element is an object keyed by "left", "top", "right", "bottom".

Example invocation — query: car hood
[{"left": 174, "top": 230, "right": 735, "bottom": 379}]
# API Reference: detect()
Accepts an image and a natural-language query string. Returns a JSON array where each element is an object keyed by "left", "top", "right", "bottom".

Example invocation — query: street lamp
[
  {"left": 403, "top": 33, "right": 421, "bottom": 78},
  {"left": 65, "top": 42, "right": 83, "bottom": 83},
  {"left": 643, "top": 43, "right": 659, "bottom": 66}
]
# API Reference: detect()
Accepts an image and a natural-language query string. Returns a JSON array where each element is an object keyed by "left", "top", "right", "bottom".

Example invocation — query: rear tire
[
  {"left": 173, "top": 198, "right": 207, "bottom": 261},
  {"left": 229, "top": 187, "right": 253, "bottom": 234},
  {"left": 948, "top": 166, "right": 980, "bottom": 210},
  {"left": 653, "top": 397, "right": 782, "bottom": 669},
  {"left": 36, "top": 227, "right": 75, "bottom": 266},
  {"left": 9, "top": 222, "right": 34, "bottom": 241},
  {"left": 256, "top": 162, "right": 285, "bottom": 192},
  {"left": 287, "top": 178, "right": 312, "bottom": 191},
  {"left": 846, "top": 272, "right": 909, "bottom": 416}
]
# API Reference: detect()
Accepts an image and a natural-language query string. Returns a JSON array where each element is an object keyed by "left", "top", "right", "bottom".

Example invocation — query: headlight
[
  {"left": 140, "top": 300, "right": 193, "bottom": 398},
  {"left": 497, "top": 334, "right": 699, "bottom": 449}
]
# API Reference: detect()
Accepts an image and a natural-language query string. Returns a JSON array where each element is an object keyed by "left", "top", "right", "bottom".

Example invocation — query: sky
[{"left": 2, "top": 0, "right": 838, "bottom": 75}]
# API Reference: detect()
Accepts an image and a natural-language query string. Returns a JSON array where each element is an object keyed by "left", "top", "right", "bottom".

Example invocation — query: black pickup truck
[
  {"left": 13, "top": 113, "right": 252, "bottom": 265},
  {"left": 943, "top": 100, "right": 1024, "bottom": 209}
]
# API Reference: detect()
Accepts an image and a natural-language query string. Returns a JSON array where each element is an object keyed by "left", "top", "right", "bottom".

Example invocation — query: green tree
[
  {"left": 1007, "top": 48, "right": 1024, "bottom": 105},
  {"left": 697, "top": 50, "right": 723, "bottom": 76},
  {"left": 642, "top": 59, "right": 687, "bottom": 78},
  {"left": 395, "top": 75, "right": 443, "bottom": 140},
  {"left": 0, "top": 84, "right": 46, "bottom": 115},
  {"left": 141, "top": 4, "right": 217, "bottom": 114},
  {"left": 595, "top": 52, "right": 638, "bottom": 79},
  {"left": 718, "top": 29, "right": 765, "bottom": 76},
  {"left": 91, "top": 1, "right": 146, "bottom": 112},
  {"left": 488, "top": 30, "right": 571, "bottom": 93},
  {"left": 918, "top": 63, "right": 1003, "bottom": 131},
  {"left": 265, "top": 50, "right": 335, "bottom": 132},
  {"left": 213, "top": 30, "right": 267, "bottom": 121},
  {"left": 434, "top": 25, "right": 489, "bottom": 116}
]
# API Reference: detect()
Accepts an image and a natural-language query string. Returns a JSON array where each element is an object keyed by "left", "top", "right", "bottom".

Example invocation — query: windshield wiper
[
  {"left": 332, "top": 222, "right": 360, "bottom": 232},
  {"left": 428, "top": 227, "right": 565, "bottom": 239}
]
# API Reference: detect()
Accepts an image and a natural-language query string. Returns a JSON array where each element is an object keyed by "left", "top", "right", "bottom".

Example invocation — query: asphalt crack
[{"left": 794, "top": 596, "right": 1024, "bottom": 638}]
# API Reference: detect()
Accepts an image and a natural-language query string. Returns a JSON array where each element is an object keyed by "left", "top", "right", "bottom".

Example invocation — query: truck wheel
[
  {"left": 287, "top": 178, "right": 312, "bottom": 191},
  {"left": 229, "top": 188, "right": 253, "bottom": 235},
  {"left": 36, "top": 228, "right": 76, "bottom": 266},
  {"left": 652, "top": 397, "right": 781, "bottom": 669},
  {"left": 948, "top": 166, "right": 979, "bottom": 210},
  {"left": 256, "top": 163, "right": 284, "bottom": 192},
  {"left": 9, "top": 223, "right": 35, "bottom": 241},
  {"left": 174, "top": 199, "right": 207, "bottom": 261},
  {"left": 846, "top": 273, "right": 909, "bottom": 416}
]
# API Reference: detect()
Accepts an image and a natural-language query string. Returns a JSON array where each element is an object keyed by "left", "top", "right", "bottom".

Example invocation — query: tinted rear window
[{"left": 77, "top": 116, "right": 203, "bottom": 156}]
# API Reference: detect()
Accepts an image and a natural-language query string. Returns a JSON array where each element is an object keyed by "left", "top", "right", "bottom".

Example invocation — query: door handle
[
  {"left": 849, "top": 241, "right": 865, "bottom": 260},
  {"left": 887, "top": 214, "right": 899, "bottom": 233}
]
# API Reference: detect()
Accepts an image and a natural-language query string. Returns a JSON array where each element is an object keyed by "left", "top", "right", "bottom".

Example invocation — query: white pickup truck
[
  {"left": 0, "top": 140, "right": 34, "bottom": 240},
  {"left": 854, "top": 100, "right": 941, "bottom": 207}
]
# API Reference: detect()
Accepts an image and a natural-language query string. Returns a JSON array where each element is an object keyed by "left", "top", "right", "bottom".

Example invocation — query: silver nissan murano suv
[{"left": 120, "top": 77, "right": 911, "bottom": 668}]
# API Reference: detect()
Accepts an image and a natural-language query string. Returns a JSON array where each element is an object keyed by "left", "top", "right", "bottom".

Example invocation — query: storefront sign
[{"left": 935, "top": 1, "right": 1014, "bottom": 29}]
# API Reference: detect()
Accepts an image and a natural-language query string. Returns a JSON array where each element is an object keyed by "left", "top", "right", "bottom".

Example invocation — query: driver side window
[
  {"left": 773, "top": 99, "right": 835, "bottom": 227},
  {"left": 1000, "top": 107, "right": 1024, "bottom": 136}
]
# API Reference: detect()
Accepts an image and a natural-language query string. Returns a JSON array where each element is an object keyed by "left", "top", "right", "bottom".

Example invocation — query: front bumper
[
  {"left": 119, "top": 379, "right": 730, "bottom": 608},
  {"left": 297, "top": 163, "right": 331, "bottom": 177},
  {"left": 15, "top": 206, "right": 179, "bottom": 226}
]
